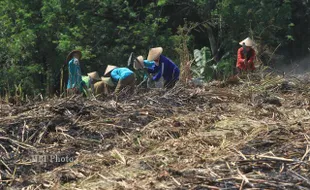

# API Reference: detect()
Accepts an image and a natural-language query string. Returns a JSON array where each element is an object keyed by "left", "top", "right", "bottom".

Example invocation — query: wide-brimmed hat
[
  {"left": 104, "top": 65, "right": 117, "bottom": 76},
  {"left": 87, "top": 71, "right": 101, "bottom": 81},
  {"left": 147, "top": 47, "right": 163, "bottom": 61},
  {"left": 239, "top": 37, "right": 254, "bottom": 47},
  {"left": 101, "top": 77, "right": 115, "bottom": 87},
  {"left": 66, "top": 50, "right": 82, "bottom": 63},
  {"left": 133, "top": 56, "right": 144, "bottom": 70}
]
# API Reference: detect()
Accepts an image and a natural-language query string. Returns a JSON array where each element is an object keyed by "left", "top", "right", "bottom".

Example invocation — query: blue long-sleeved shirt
[
  {"left": 147, "top": 55, "right": 179, "bottom": 81},
  {"left": 67, "top": 58, "right": 82, "bottom": 90},
  {"left": 111, "top": 68, "right": 134, "bottom": 82}
]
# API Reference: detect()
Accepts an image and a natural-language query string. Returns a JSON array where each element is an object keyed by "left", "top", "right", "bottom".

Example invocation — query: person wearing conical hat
[
  {"left": 66, "top": 50, "right": 84, "bottom": 95},
  {"left": 146, "top": 47, "right": 180, "bottom": 89},
  {"left": 93, "top": 77, "right": 115, "bottom": 96},
  {"left": 133, "top": 55, "right": 155, "bottom": 70},
  {"left": 80, "top": 71, "right": 101, "bottom": 96},
  {"left": 236, "top": 37, "right": 256, "bottom": 72},
  {"left": 134, "top": 55, "right": 157, "bottom": 88},
  {"left": 103, "top": 65, "right": 136, "bottom": 95}
]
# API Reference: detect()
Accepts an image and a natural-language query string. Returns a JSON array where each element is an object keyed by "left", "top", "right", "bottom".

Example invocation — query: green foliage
[
  {"left": 157, "top": 0, "right": 168, "bottom": 6},
  {"left": 0, "top": 0, "right": 308, "bottom": 97},
  {"left": 216, "top": 59, "right": 234, "bottom": 80},
  {"left": 0, "top": 0, "right": 175, "bottom": 97},
  {"left": 217, "top": 0, "right": 293, "bottom": 48},
  {"left": 193, "top": 47, "right": 214, "bottom": 81},
  {"left": 193, "top": 47, "right": 233, "bottom": 81}
]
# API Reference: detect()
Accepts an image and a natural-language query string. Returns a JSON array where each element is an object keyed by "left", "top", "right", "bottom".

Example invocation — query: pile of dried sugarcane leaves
[{"left": 0, "top": 72, "right": 310, "bottom": 190}]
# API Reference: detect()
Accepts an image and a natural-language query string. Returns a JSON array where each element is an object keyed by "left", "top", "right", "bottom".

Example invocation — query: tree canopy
[{"left": 0, "top": 0, "right": 309, "bottom": 97}]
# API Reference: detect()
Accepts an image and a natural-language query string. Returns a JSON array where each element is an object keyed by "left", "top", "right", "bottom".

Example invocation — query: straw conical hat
[
  {"left": 239, "top": 37, "right": 254, "bottom": 47},
  {"left": 104, "top": 65, "right": 117, "bottom": 76},
  {"left": 66, "top": 50, "right": 82, "bottom": 64},
  {"left": 133, "top": 56, "right": 144, "bottom": 70},
  {"left": 147, "top": 47, "right": 163, "bottom": 61},
  {"left": 87, "top": 71, "right": 101, "bottom": 81},
  {"left": 101, "top": 77, "right": 115, "bottom": 87}
]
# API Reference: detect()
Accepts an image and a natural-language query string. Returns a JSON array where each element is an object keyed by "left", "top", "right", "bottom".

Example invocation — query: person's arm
[
  {"left": 74, "top": 59, "right": 83, "bottom": 79},
  {"left": 90, "top": 78, "right": 95, "bottom": 93},
  {"left": 104, "top": 83, "right": 109, "bottom": 95},
  {"left": 68, "top": 60, "right": 74, "bottom": 88},
  {"left": 248, "top": 49, "right": 256, "bottom": 70},
  {"left": 237, "top": 48, "right": 245, "bottom": 64},
  {"left": 152, "top": 65, "right": 162, "bottom": 81},
  {"left": 144, "top": 60, "right": 155, "bottom": 68},
  {"left": 248, "top": 49, "right": 256, "bottom": 63},
  {"left": 147, "top": 64, "right": 160, "bottom": 74}
]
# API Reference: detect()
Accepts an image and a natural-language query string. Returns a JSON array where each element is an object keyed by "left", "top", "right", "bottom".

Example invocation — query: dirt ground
[{"left": 1, "top": 72, "right": 310, "bottom": 190}]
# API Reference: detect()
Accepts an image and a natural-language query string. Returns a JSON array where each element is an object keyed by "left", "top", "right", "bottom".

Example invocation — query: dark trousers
[
  {"left": 164, "top": 79, "right": 178, "bottom": 89},
  {"left": 164, "top": 67, "right": 179, "bottom": 89}
]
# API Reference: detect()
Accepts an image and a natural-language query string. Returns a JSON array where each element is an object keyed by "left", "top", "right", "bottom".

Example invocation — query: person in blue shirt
[
  {"left": 147, "top": 47, "right": 180, "bottom": 89},
  {"left": 66, "top": 50, "right": 85, "bottom": 95},
  {"left": 103, "top": 65, "right": 136, "bottom": 94}
]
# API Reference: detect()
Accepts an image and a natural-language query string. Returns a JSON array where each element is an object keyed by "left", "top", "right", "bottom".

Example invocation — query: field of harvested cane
[{"left": 1, "top": 72, "right": 310, "bottom": 190}]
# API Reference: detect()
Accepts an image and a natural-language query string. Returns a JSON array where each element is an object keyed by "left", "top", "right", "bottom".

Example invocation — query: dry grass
[{"left": 1, "top": 72, "right": 310, "bottom": 190}]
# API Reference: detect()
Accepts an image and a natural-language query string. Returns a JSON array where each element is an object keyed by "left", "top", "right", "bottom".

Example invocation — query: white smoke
[{"left": 276, "top": 55, "right": 310, "bottom": 75}]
